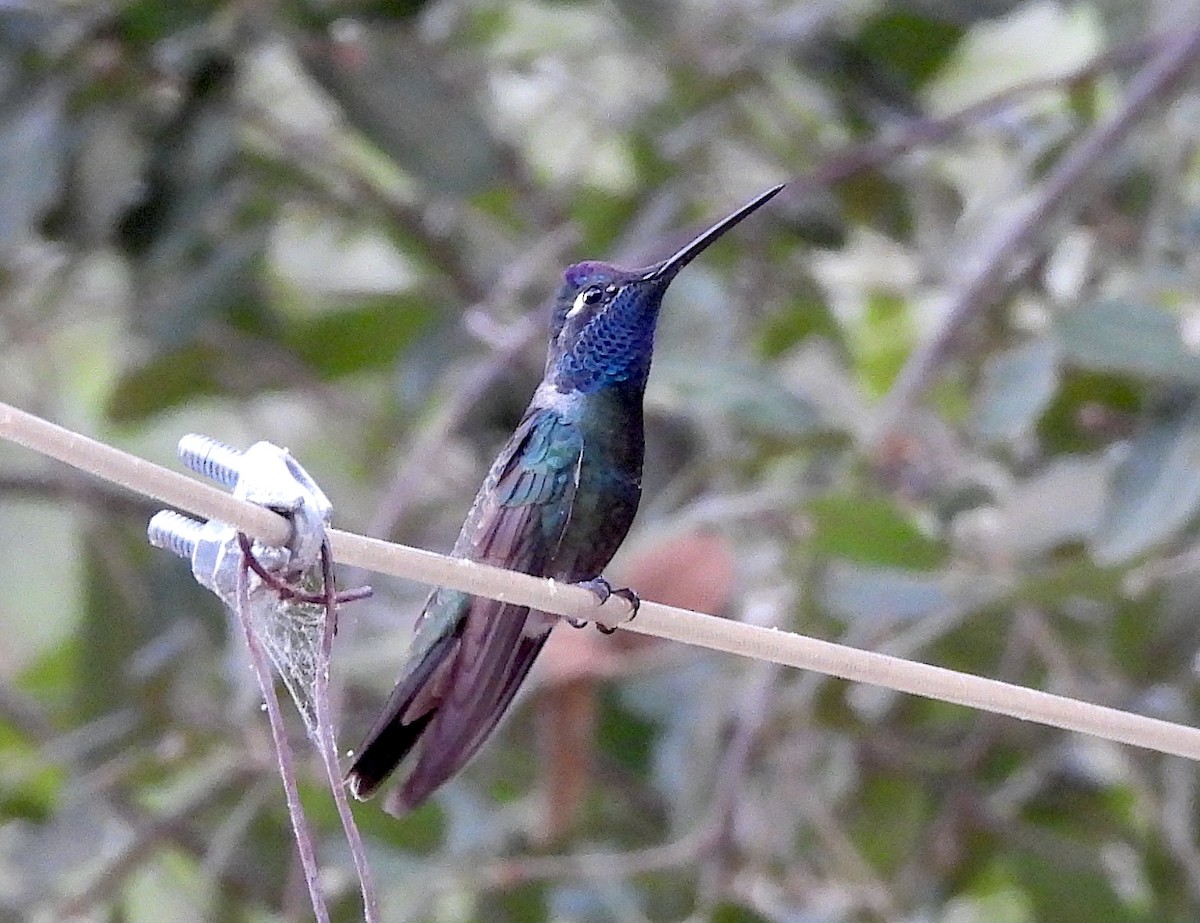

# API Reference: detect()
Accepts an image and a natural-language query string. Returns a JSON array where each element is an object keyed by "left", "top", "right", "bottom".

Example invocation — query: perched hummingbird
[{"left": 346, "top": 184, "right": 784, "bottom": 812}]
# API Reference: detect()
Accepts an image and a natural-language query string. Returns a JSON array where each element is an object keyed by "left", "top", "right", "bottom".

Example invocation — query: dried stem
[
  {"left": 314, "top": 542, "right": 380, "bottom": 923},
  {"left": 234, "top": 556, "right": 331, "bottom": 923}
]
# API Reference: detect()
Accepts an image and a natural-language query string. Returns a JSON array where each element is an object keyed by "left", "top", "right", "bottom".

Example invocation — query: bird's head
[{"left": 545, "top": 183, "right": 784, "bottom": 394}]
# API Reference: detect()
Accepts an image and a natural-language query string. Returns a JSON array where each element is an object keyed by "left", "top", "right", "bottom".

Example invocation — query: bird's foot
[{"left": 566, "top": 577, "right": 640, "bottom": 633}]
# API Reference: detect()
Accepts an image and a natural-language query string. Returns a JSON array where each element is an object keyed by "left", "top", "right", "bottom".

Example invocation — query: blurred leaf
[
  {"left": 133, "top": 228, "right": 273, "bottom": 347},
  {"left": 1056, "top": 300, "right": 1200, "bottom": 384},
  {"left": 836, "top": 171, "right": 914, "bottom": 237},
  {"left": 923, "top": 2, "right": 1102, "bottom": 114},
  {"left": 651, "top": 357, "right": 823, "bottom": 438},
  {"left": 1092, "top": 397, "right": 1200, "bottom": 565},
  {"left": 117, "top": 0, "right": 219, "bottom": 45},
  {"left": 0, "top": 722, "right": 60, "bottom": 822},
  {"left": 607, "top": 0, "right": 675, "bottom": 33},
  {"left": 304, "top": 787, "right": 444, "bottom": 854},
  {"left": 283, "top": 295, "right": 435, "bottom": 379},
  {"left": 757, "top": 291, "right": 840, "bottom": 359},
  {"left": 820, "top": 562, "right": 953, "bottom": 623},
  {"left": 709, "top": 901, "right": 772, "bottom": 923},
  {"left": 851, "top": 775, "right": 930, "bottom": 876},
  {"left": 106, "top": 343, "right": 228, "bottom": 422},
  {"left": 851, "top": 291, "right": 916, "bottom": 397},
  {"left": 1010, "top": 845, "right": 1147, "bottom": 923},
  {"left": 974, "top": 455, "right": 1107, "bottom": 561},
  {"left": 854, "top": 9, "right": 963, "bottom": 91},
  {"left": 299, "top": 27, "right": 504, "bottom": 197},
  {"left": 808, "top": 493, "right": 945, "bottom": 569},
  {"left": 974, "top": 338, "right": 1060, "bottom": 442},
  {"left": 1038, "top": 369, "right": 1142, "bottom": 453},
  {"left": 492, "top": 880, "right": 548, "bottom": 923},
  {"left": 75, "top": 518, "right": 167, "bottom": 728},
  {"left": 323, "top": 0, "right": 435, "bottom": 21}
]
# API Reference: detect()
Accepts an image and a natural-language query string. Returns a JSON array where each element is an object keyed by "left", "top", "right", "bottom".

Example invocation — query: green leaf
[
  {"left": 709, "top": 901, "right": 772, "bottom": 923},
  {"left": 855, "top": 9, "right": 963, "bottom": 89},
  {"left": 1037, "top": 369, "right": 1142, "bottom": 453},
  {"left": 808, "top": 493, "right": 945, "bottom": 569},
  {"left": 598, "top": 688, "right": 657, "bottom": 777},
  {"left": 282, "top": 296, "right": 435, "bottom": 380},
  {"left": 850, "top": 291, "right": 915, "bottom": 397},
  {"left": 117, "top": 0, "right": 219, "bottom": 46},
  {"left": 106, "top": 343, "right": 228, "bottom": 423},
  {"left": 75, "top": 519, "right": 166, "bottom": 728},
  {"left": 756, "top": 291, "right": 840, "bottom": 359},
  {"left": 1056, "top": 299, "right": 1200, "bottom": 384},
  {"left": 1011, "top": 845, "right": 1147, "bottom": 923},
  {"left": 0, "top": 720, "right": 62, "bottom": 822},
  {"left": 306, "top": 788, "right": 444, "bottom": 855},
  {"left": 974, "top": 455, "right": 1106, "bottom": 561},
  {"left": 1091, "top": 397, "right": 1200, "bottom": 564},
  {"left": 850, "top": 775, "right": 931, "bottom": 876}
]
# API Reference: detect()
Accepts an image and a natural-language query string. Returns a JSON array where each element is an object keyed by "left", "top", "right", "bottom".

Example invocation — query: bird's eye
[{"left": 582, "top": 286, "right": 604, "bottom": 305}]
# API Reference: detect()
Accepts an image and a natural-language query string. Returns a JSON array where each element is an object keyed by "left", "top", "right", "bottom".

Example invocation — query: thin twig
[
  {"left": 5, "top": 401, "right": 1200, "bottom": 762},
  {"left": 235, "top": 556, "right": 331, "bottom": 923},
  {"left": 868, "top": 24, "right": 1200, "bottom": 446},
  {"left": 314, "top": 542, "right": 380, "bottom": 923}
]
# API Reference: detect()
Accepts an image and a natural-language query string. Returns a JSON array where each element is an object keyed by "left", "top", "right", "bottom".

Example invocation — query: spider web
[{"left": 247, "top": 585, "right": 328, "bottom": 740}]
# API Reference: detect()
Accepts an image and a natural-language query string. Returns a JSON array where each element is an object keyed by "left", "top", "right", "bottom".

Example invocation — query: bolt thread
[
  {"left": 147, "top": 510, "right": 202, "bottom": 559},
  {"left": 178, "top": 434, "right": 243, "bottom": 486}
]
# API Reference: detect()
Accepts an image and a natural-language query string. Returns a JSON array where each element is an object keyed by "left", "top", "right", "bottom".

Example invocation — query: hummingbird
[{"left": 346, "top": 184, "right": 784, "bottom": 812}]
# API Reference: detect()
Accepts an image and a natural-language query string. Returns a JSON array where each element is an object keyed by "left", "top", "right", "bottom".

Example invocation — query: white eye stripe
[{"left": 566, "top": 290, "right": 590, "bottom": 319}]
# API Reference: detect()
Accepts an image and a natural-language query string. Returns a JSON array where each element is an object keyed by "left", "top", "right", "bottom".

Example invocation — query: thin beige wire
[{"left": 4, "top": 399, "right": 1200, "bottom": 762}]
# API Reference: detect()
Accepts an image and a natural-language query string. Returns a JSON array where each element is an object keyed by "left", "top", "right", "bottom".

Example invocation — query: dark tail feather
[
  {"left": 345, "top": 632, "right": 456, "bottom": 801},
  {"left": 349, "top": 597, "right": 555, "bottom": 811},
  {"left": 347, "top": 711, "right": 436, "bottom": 801},
  {"left": 393, "top": 625, "right": 550, "bottom": 811}
]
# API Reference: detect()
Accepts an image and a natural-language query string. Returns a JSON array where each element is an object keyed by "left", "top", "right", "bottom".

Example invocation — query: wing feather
[{"left": 348, "top": 407, "right": 583, "bottom": 808}]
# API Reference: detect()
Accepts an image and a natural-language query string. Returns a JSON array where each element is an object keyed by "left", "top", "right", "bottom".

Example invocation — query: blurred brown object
[{"left": 534, "top": 530, "right": 736, "bottom": 843}]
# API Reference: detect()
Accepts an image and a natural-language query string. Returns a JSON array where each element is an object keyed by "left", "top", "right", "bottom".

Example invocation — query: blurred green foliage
[{"left": 4, "top": 1, "right": 1200, "bottom": 921}]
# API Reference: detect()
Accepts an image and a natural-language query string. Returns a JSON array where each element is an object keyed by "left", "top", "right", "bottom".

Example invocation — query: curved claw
[
  {"left": 567, "top": 578, "right": 638, "bottom": 633},
  {"left": 596, "top": 587, "right": 639, "bottom": 634}
]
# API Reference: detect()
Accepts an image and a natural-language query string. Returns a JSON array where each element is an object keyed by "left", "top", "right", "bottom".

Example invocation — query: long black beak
[{"left": 641, "top": 183, "right": 785, "bottom": 283}]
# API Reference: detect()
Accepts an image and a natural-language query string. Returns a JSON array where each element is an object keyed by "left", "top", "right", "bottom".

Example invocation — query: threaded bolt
[
  {"left": 147, "top": 510, "right": 204, "bottom": 559},
  {"left": 177, "top": 434, "right": 244, "bottom": 487}
]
